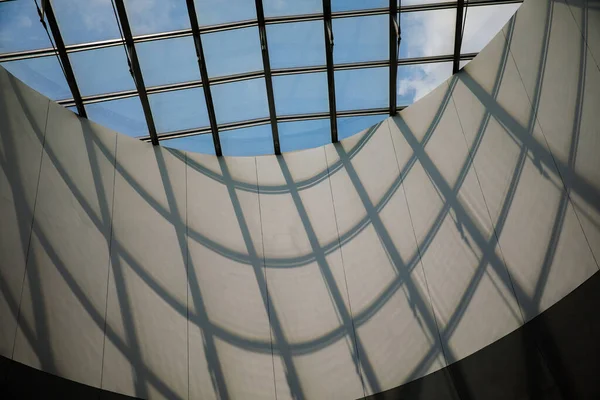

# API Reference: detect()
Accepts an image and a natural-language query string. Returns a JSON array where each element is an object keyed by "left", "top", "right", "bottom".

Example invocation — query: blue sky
[{"left": 0, "top": 0, "right": 519, "bottom": 156}]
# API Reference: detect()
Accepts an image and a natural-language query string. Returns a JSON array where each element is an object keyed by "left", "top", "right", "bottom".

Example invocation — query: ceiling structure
[{"left": 0, "top": 0, "right": 522, "bottom": 156}]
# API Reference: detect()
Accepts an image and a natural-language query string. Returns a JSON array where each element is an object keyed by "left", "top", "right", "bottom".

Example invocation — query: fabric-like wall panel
[
  {"left": 325, "top": 121, "right": 445, "bottom": 395},
  {"left": 13, "top": 103, "right": 116, "bottom": 387},
  {"left": 0, "top": 68, "right": 49, "bottom": 358},
  {"left": 501, "top": 0, "right": 598, "bottom": 319},
  {"left": 101, "top": 137, "right": 187, "bottom": 399},
  {"left": 186, "top": 153, "right": 275, "bottom": 400},
  {"left": 391, "top": 81, "right": 522, "bottom": 364},
  {"left": 257, "top": 148, "right": 364, "bottom": 400}
]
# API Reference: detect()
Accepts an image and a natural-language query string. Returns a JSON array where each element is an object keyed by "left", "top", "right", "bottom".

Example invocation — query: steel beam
[
  {"left": 453, "top": 0, "right": 466, "bottom": 74},
  {"left": 113, "top": 0, "right": 159, "bottom": 145},
  {"left": 40, "top": 0, "right": 86, "bottom": 117},
  {"left": 389, "top": 0, "right": 399, "bottom": 115},
  {"left": 185, "top": 0, "right": 222, "bottom": 156},
  {"left": 142, "top": 107, "right": 403, "bottom": 143},
  {"left": 255, "top": 0, "right": 281, "bottom": 155},
  {"left": 323, "top": 0, "right": 338, "bottom": 142}
]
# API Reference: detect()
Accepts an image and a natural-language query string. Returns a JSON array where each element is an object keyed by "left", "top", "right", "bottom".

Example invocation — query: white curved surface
[{"left": 0, "top": 0, "right": 599, "bottom": 398}]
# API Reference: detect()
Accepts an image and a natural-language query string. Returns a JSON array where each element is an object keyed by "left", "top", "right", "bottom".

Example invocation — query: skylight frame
[
  {"left": 113, "top": 0, "right": 158, "bottom": 145},
  {"left": 39, "top": 0, "right": 86, "bottom": 117},
  {"left": 255, "top": 0, "right": 282, "bottom": 155},
  {"left": 0, "top": 0, "right": 523, "bottom": 155},
  {"left": 185, "top": 0, "right": 222, "bottom": 156},
  {"left": 322, "top": 0, "right": 338, "bottom": 142},
  {"left": 389, "top": 0, "right": 399, "bottom": 116},
  {"left": 0, "top": 0, "right": 521, "bottom": 63},
  {"left": 453, "top": 0, "right": 466, "bottom": 74}
]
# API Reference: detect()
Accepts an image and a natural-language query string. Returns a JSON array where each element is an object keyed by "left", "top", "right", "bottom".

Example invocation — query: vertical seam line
[
  {"left": 449, "top": 76, "right": 526, "bottom": 324},
  {"left": 323, "top": 145, "right": 367, "bottom": 398},
  {"left": 11, "top": 99, "right": 51, "bottom": 360},
  {"left": 184, "top": 152, "right": 190, "bottom": 400},
  {"left": 385, "top": 116, "right": 451, "bottom": 371},
  {"left": 255, "top": 157, "right": 278, "bottom": 400},
  {"left": 99, "top": 132, "right": 118, "bottom": 390},
  {"left": 565, "top": 0, "right": 600, "bottom": 72},
  {"left": 508, "top": 8, "right": 598, "bottom": 272}
]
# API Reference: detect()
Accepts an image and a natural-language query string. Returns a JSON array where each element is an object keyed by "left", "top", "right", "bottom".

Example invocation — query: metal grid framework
[{"left": 2, "top": 0, "right": 523, "bottom": 154}]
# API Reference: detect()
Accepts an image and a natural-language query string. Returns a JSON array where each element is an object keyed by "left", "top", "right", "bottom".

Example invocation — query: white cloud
[
  {"left": 461, "top": 4, "right": 520, "bottom": 53},
  {"left": 397, "top": 62, "right": 453, "bottom": 102},
  {"left": 18, "top": 15, "right": 33, "bottom": 28},
  {"left": 396, "top": 4, "right": 520, "bottom": 103},
  {"left": 402, "top": 8, "right": 456, "bottom": 58}
]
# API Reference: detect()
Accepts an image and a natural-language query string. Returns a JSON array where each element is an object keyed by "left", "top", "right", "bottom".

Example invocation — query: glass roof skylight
[{"left": 0, "top": 0, "right": 521, "bottom": 156}]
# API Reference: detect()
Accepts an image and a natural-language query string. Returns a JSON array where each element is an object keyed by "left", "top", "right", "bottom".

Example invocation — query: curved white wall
[{"left": 0, "top": 0, "right": 599, "bottom": 398}]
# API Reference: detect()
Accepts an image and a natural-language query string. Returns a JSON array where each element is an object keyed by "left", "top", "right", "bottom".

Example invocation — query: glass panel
[
  {"left": 0, "top": 0, "right": 52, "bottom": 53},
  {"left": 136, "top": 37, "right": 200, "bottom": 87},
  {"left": 161, "top": 134, "right": 216, "bottom": 155},
  {"left": 267, "top": 21, "right": 326, "bottom": 69},
  {"left": 221, "top": 124, "right": 274, "bottom": 156},
  {"left": 86, "top": 97, "right": 148, "bottom": 137},
  {"left": 279, "top": 120, "right": 330, "bottom": 153},
  {"left": 397, "top": 61, "right": 452, "bottom": 105},
  {"left": 149, "top": 88, "right": 210, "bottom": 133},
  {"left": 273, "top": 73, "right": 329, "bottom": 115},
  {"left": 462, "top": 4, "right": 520, "bottom": 54},
  {"left": 335, "top": 67, "right": 388, "bottom": 111},
  {"left": 400, "top": 9, "right": 456, "bottom": 59},
  {"left": 52, "top": 0, "right": 121, "bottom": 45},
  {"left": 263, "top": 0, "right": 322, "bottom": 17},
  {"left": 67, "top": 106, "right": 78, "bottom": 114},
  {"left": 333, "top": 15, "right": 388, "bottom": 63},
  {"left": 194, "top": 0, "right": 256, "bottom": 26},
  {"left": 338, "top": 115, "right": 387, "bottom": 141},
  {"left": 332, "top": 0, "right": 387, "bottom": 12},
  {"left": 202, "top": 27, "right": 263, "bottom": 78},
  {"left": 211, "top": 78, "right": 269, "bottom": 124},
  {"left": 69, "top": 46, "right": 135, "bottom": 96},
  {"left": 1, "top": 57, "right": 70, "bottom": 100},
  {"left": 403, "top": 0, "right": 455, "bottom": 5},
  {"left": 125, "top": 0, "right": 190, "bottom": 36}
]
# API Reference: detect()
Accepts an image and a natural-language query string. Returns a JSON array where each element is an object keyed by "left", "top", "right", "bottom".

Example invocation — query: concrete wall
[{"left": 0, "top": 0, "right": 598, "bottom": 398}]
